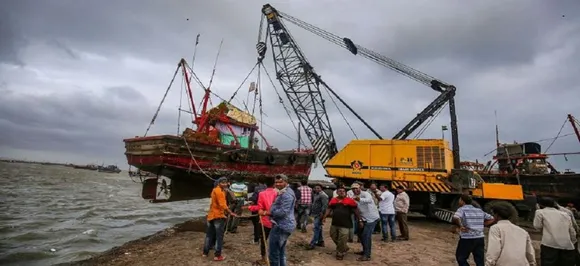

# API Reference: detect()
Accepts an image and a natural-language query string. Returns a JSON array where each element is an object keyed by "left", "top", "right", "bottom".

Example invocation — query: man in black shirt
[{"left": 322, "top": 187, "right": 360, "bottom": 260}]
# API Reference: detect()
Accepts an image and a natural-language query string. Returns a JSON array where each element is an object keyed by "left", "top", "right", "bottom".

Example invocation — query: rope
[
  {"left": 144, "top": 62, "right": 181, "bottom": 136},
  {"left": 182, "top": 135, "right": 216, "bottom": 182},
  {"left": 177, "top": 71, "right": 184, "bottom": 135},
  {"left": 545, "top": 117, "right": 569, "bottom": 153},
  {"left": 322, "top": 83, "right": 358, "bottom": 139},
  {"left": 227, "top": 63, "right": 259, "bottom": 103}
]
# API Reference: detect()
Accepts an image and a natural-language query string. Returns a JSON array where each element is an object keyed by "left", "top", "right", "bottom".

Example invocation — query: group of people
[
  {"left": 202, "top": 175, "right": 580, "bottom": 266},
  {"left": 452, "top": 194, "right": 579, "bottom": 266},
  {"left": 203, "top": 175, "right": 296, "bottom": 265}
]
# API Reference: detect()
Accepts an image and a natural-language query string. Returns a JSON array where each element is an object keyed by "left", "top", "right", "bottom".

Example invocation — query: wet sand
[{"left": 62, "top": 215, "right": 544, "bottom": 266}]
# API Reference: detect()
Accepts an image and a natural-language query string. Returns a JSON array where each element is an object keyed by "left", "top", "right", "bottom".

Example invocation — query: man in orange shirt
[{"left": 203, "top": 177, "right": 237, "bottom": 261}]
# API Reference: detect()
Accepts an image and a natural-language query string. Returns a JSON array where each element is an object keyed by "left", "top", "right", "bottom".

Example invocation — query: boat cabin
[{"left": 185, "top": 101, "right": 265, "bottom": 149}]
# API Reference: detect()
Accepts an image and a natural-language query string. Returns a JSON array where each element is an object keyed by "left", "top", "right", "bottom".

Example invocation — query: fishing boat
[
  {"left": 123, "top": 58, "right": 316, "bottom": 203},
  {"left": 97, "top": 164, "right": 122, "bottom": 174},
  {"left": 466, "top": 114, "right": 580, "bottom": 205},
  {"left": 72, "top": 164, "right": 99, "bottom": 170}
]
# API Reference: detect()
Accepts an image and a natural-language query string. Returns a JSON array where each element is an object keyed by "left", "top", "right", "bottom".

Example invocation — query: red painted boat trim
[{"left": 126, "top": 154, "right": 313, "bottom": 176}]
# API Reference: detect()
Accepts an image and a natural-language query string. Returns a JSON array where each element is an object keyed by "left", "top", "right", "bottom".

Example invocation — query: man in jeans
[
  {"left": 322, "top": 187, "right": 360, "bottom": 260},
  {"left": 453, "top": 195, "right": 495, "bottom": 266},
  {"left": 202, "top": 177, "right": 238, "bottom": 261},
  {"left": 296, "top": 180, "right": 312, "bottom": 233},
  {"left": 351, "top": 183, "right": 380, "bottom": 261},
  {"left": 394, "top": 185, "right": 410, "bottom": 240},
  {"left": 307, "top": 184, "right": 329, "bottom": 250},
  {"left": 378, "top": 184, "right": 396, "bottom": 242},
  {"left": 262, "top": 174, "right": 296, "bottom": 266}
]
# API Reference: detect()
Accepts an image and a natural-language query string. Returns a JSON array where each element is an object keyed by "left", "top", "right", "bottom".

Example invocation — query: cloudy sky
[{"left": 1, "top": 0, "right": 579, "bottom": 177}]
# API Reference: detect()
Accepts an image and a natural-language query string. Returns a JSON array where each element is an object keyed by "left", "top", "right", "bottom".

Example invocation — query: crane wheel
[
  {"left": 229, "top": 152, "right": 241, "bottom": 162},
  {"left": 266, "top": 154, "right": 276, "bottom": 165},
  {"left": 483, "top": 200, "right": 519, "bottom": 224},
  {"left": 288, "top": 154, "right": 297, "bottom": 165}
]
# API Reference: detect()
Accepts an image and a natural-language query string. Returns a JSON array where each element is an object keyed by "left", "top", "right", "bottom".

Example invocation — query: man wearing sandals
[
  {"left": 202, "top": 177, "right": 238, "bottom": 261},
  {"left": 322, "top": 187, "right": 361, "bottom": 260},
  {"left": 351, "top": 183, "right": 380, "bottom": 261}
]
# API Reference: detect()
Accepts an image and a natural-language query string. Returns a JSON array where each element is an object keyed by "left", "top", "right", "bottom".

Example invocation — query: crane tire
[
  {"left": 266, "top": 154, "right": 276, "bottom": 165},
  {"left": 229, "top": 152, "right": 241, "bottom": 162},
  {"left": 288, "top": 154, "right": 297, "bottom": 165}
]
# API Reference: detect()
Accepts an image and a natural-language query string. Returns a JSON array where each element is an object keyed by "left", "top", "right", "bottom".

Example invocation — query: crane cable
[
  {"left": 412, "top": 102, "right": 447, "bottom": 139},
  {"left": 277, "top": 11, "right": 441, "bottom": 87},
  {"left": 261, "top": 63, "right": 308, "bottom": 148},
  {"left": 545, "top": 117, "right": 570, "bottom": 153},
  {"left": 321, "top": 85, "right": 359, "bottom": 139}
]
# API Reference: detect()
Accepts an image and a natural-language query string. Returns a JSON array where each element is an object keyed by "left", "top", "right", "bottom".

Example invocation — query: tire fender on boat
[
  {"left": 229, "top": 152, "right": 241, "bottom": 162},
  {"left": 266, "top": 154, "right": 276, "bottom": 165},
  {"left": 288, "top": 154, "right": 297, "bottom": 165}
]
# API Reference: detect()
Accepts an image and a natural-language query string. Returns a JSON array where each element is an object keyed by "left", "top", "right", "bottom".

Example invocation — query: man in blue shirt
[
  {"left": 453, "top": 195, "right": 495, "bottom": 266},
  {"left": 261, "top": 174, "right": 296, "bottom": 266}
]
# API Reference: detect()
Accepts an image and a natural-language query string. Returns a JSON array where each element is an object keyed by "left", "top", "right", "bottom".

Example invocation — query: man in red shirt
[
  {"left": 246, "top": 178, "right": 278, "bottom": 265},
  {"left": 323, "top": 187, "right": 360, "bottom": 260}
]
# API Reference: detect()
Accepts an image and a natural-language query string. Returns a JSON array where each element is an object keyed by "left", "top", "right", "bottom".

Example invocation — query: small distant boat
[
  {"left": 97, "top": 164, "right": 122, "bottom": 174},
  {"left": 73, "top": 164, "right": 99, "bottom": 170}
]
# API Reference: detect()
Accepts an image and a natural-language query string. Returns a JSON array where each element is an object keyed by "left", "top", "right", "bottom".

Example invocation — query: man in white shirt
[
  {"left": 557, "top": 202, "right": 580, "bottom": 265},
  {"left": 485, "top": 202, "right": 536, "bottom": 266},
  {"left": 534, "top": 197, "right": 576, "bottom": 266},
  {"left": 351, "top": 183, "right": 380, "bottom": 261},
  {"left": 378, "top": 184, "right": 396, "bottom": 242},
  {"left": 394, "top": 185, "right": 410, "bottom": 240}
]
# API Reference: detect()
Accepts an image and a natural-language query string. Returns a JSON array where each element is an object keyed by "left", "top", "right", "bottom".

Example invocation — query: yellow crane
[{"left": 257, "top": 4, "right": 535, "bottom": 221}]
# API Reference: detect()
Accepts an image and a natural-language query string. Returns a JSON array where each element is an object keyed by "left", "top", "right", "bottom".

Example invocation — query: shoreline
[
  {"left": 55, "top": 217, "right": 209, "bottom": 266},
  {"left": 56, "top": 215, "right": 545, "bottom": 266}
]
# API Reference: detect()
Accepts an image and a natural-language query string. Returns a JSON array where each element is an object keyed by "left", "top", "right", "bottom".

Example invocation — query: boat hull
[
  {"left": 480, "top": 173, "right": 580, "bottom": 204},
  {"left": 124, "top": 135, "right": 315, "bottom": 202}
]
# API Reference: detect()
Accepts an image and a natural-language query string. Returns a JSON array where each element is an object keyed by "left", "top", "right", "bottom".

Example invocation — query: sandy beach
[{"left": 62, "top": 215, "right": 544, "bottom": 266}]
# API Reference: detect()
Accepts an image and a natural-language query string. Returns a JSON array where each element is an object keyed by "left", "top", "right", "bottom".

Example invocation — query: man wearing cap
[
  {"left": 202, "top": 177, "right": 237, "bottom": 261},
  {"left": 351, "top": 182, "right": 380, "bottom": 261},
  {"left": 227, "top": 178, "right": 248, "bottom": 233}
]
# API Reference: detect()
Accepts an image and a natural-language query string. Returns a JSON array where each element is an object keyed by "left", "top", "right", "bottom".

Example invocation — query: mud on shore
[{"left": 61, "top": 216, "right": 543, "bottom": 266}]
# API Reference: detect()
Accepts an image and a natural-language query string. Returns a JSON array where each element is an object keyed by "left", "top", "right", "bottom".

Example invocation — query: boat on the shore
[
  {"left": 97, "top": 164, "right": 122, "bottom": 174},
  {"left": 464, "top": 141, "right": 580, "bottom": 205},
  {"left": 123, "top": 59, "right": 316, "bottom": 203}
]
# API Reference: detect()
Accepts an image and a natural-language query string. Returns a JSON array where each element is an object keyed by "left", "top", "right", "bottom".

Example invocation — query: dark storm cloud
[
  {"left": 0, "top": 86, "right": 175, "bottom": 160},
  {"left": 0, "top": 0, "right": 579, "bottom": 171}
]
